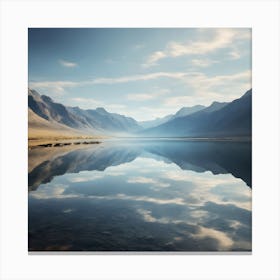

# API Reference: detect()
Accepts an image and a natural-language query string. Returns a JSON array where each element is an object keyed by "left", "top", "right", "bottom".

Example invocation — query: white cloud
[
  {"left": 127, "top": 93, "right": 155, "bottom": 101},
  {"left": 87, "top": 193, "right": 185, "bottom": 205},
  {"left": 191, "top": 58, "right": 218, "bottom": 68},
  {"left": 192, "top": 226, "right": 234, "bottom": 250},
  {"left": 71, "top": 97, "right": 102, "bottom": 107},
  {"left": 91, "top": 72, "right": 186, "bottom": 84},
  {"left": 142, "top": 51, "right": 167, "bottom": 68},
  {"left": 228, "top": 50, "right": 241, "bottom": 60},
  {"left": 164, "top": 70, "right": 251, "bottom": 107},
  {"left": 127, "top": 176, "right": 170, "bottom": 188},
  {"left": 29, "top": 73, "right": 185, "bottom": 93},
  {"left": 59, "top": 59, "right": 77, "bottom": 68},
  {"left": 70, "top": 97, "right": 127, "bottom": 112},
  {"left": 29, "top": 80, "right": 78, "bottom": 94},
  {"left": 29, "top": 67, "right": 250, "bottom": 94},
  {"left": 127, "top": 89, "right": 170, "bottom": 101},
  {"left": 144, "top": 28, "right": 251, "bottom": 67},
  {"left": 29, "top": 183, "right": 79, "bottom": 200}
]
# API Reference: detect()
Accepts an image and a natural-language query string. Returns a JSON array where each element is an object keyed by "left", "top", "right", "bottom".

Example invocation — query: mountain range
[
  {"left": 141, "top": 89, "right": 252, "bottom": 137},
  {"left": 28, "top": 88, "right": 252, "bottom": 138},
  {"left": 28, "top": 88, "right": 141, "bottom": 137}
]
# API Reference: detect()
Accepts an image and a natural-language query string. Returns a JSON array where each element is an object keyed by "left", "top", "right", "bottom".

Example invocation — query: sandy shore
[{"left": 28, "top": 135, "right": 105, "bottom": 148}]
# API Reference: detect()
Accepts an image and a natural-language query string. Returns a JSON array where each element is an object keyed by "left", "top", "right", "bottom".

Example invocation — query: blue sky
[{"left": 28, "top": 28, "right": 251, "bottom": 121}]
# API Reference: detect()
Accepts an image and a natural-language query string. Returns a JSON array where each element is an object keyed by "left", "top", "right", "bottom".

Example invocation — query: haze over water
[{"left": 28, "top": 139, "right": 251, "bottom": 252}]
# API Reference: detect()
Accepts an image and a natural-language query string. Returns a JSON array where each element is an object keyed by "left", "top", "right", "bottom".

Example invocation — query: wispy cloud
[
  {"left": 59, "top": 59, "right": 77, "bottom": 68},
  {"left": 29, "top": 68, "right": 251, "bottom": 115},
  {"left": 228, "top": 50, "right": 241, "bottom": 60},
  {"left": 29, "top": 80, "right": 78, "bottom": 93},
  {"left": 144, "top": 29, "right": 251, "bottom": 67},
  {"left": 164, "top": 70, "right": 251, "bottom": 107},
  {"left": 127, "top": 89, "right": 170, "bottom": 101},
  {"left": 191, "top": 58, "right": 218, "bottom": 68},
  {"left": 70, "top": 97, "right": 103, "bottom": 107},
  {"left": 127, "top": 176, "right": 170, "bottom": 188},
  {"left": 142, "top": 51, "right": 167, "bottom": 68},
  {"left": 69, "top": 97, "right": 127, "bottom": 112},
  {"left": 91, "top": 72, "right": 186, "bottom": 84}
]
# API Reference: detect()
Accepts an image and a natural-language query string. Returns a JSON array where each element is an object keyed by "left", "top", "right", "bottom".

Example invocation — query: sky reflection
[{"left": 29, "top": 141, "right": 251, "bottom": 251}]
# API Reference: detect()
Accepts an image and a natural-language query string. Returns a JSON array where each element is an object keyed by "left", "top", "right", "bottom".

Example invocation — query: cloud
[
  {"left": 59, "top": 59, "right": 77, "bottom": 68},
  {"left": 29, "top": 73, "right": 184, "bottom": 93},
  {"left": 142, "top": 51, "right": 167, "bottom": 68},
  {"left": 228, "top": 50, "right": 241, "bottom": 60},
  {"left": 127, "top": 176, "right": 170, "bottom": 188},
  {"left": 87, "top": 193, "right": 185, "bottom": 205},
  {"left": 127, "top": 89, "right": 170, "bottom": 101},
  {"left": 191, "top": 58, "right": 218, "bottom": 68},
  {"left": 28, "top": 80, "right": 78, "bottom": 93},
  {"left": 30, "top": 67, "right": 250, "bottom": 92},
  {"left": 91, "top": 72, "right": 186, "bottom": 85},
  {"left": 164, "top": 70, "right": 251, "bottom": 107},
  {"left": 28, "top": 72, "right": 183, "bottom": 92},
  {"left": 127, "top": 93, "right": 154, "bottom": 101},
  {"left": 192, "top": 226, "right": 234, "bottom": 250},
  {"left": 29, "top": 183, "right": 79, "bottom": 200},
  {"left": 29, "top": 68, "right": 251, "bottom": 115},
  {"left": 71, "top": 97, "right": 102, "bottom": 107},
  {"left": 70, "top": 97, "right": 127, "bottom": 112},
  {"left": 144, "top": 28, "right": 251, "bottom": 67}
]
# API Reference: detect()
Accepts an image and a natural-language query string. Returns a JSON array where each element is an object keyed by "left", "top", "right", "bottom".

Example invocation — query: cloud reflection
[{"left": 29, "top": 142, "right": 251, "bottom": 251}]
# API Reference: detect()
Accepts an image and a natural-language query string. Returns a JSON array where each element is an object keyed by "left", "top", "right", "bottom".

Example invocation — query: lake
[{"left": 28, "top": 139, "right": 252, "bottom": 252}]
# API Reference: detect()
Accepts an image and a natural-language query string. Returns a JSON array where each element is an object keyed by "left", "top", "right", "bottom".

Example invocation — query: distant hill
[
  {"left": 139, "top": 105, "right": 205, "bottom": 129},
  {"left": 67, "top": 106, "right": 141, "bottom": 133},
  {"left": 139, "top": 114, "right": 173, "bottom": 129},
  {"left": 28, "top": 89, "right": 141, "bottom": 137},
  {"left": 142, "top": 89, "right": 252, "bottom": 137},
  {"left": 170, "top": 105, "right": 206, "bottom": 120}
]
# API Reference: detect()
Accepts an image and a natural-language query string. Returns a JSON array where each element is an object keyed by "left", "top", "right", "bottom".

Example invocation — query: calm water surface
[{"left": 28, "top": 140, "right": 252, "bottom": 252}]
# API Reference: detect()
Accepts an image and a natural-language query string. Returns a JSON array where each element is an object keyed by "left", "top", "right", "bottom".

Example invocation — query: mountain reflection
[
  {"left": 28, "top": 140, "right": 251, "bottom": 252},
  {"left": 29, "top": 140, "right": 251, "bottom": 190}
]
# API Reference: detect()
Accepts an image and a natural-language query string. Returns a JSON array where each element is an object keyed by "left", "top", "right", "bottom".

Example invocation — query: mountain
[
  {"left": 171, "top": 105, "right": 205, "bottom": 120},
  {"left": 28, "top": 89, "right": 141, "bottom": 136},
  {"left": 142, "top": 89, "right": 252, "bottom": 137},
  {"left": 67, "top": 106, "right": 141, "bottom": 133},
  {"left": 139, "top": 114, "right": 173, "bottom": 129},
  {"left": 199, "top": 101, "right": 228, "bottom": 114},
  {"left": 139, "top": 105, "right": 205, "bottom": 129},
  {"left": 28, "top": 108, "right": 81, "bottom": 138},
  {"left": 28, "top": 89, "right": 91, "bottom": 130}
]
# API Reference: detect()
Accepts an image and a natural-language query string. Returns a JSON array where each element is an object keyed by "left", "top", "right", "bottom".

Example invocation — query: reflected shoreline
[{"left": 29, "top": 140, "right": 252, "bottom": 190}]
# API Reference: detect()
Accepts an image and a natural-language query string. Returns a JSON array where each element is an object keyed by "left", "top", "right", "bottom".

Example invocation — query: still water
[{"left": 28, "top": 140, "right": 252, "bottom": 252}]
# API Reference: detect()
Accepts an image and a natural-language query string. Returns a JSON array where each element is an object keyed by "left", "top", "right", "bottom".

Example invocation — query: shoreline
[
  {"left": 28, "top": 135, "right": 252, "bottom": 148},
  {"left": 28, "top": 136, "right": 104, "bottom": 149}
]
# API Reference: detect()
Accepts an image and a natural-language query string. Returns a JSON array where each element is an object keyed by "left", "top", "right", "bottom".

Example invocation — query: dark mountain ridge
[{"left": 141, "top": 89, "right": 252, "bottom": 137}]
